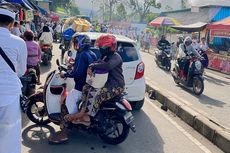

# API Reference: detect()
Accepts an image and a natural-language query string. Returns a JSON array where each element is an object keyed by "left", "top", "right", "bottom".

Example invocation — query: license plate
[{"left": 124, "top": 112, "right": 134, "bottom": 124}]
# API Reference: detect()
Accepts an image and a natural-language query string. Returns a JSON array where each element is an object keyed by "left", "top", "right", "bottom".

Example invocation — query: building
[{"left": 160, "top": 5, "right": 230, "bottom": 25}]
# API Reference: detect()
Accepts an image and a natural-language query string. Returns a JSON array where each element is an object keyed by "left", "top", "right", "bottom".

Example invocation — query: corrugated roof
[{"left": 161, "top": 5, "right": 230, "bottom": 14}]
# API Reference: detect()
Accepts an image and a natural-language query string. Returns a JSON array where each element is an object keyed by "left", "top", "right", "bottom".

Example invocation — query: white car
[{"left": 64, "top": 32, "right": 146, "bottom": 110}]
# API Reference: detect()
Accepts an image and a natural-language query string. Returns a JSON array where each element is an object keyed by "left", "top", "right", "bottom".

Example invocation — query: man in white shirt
[{"left": 0, "top": 5, "right": 27, "bottom": 153}]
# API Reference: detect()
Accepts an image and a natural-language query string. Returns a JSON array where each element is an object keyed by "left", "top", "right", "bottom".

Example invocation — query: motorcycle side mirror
[
  {"left": 56, "top": 59, "right": 60, "bottom": 66},
  {"left": 67, "top": 50, "right": 72, "bottom": 57},
  {"left": 59, "top": 44, "right": 64, "bottom": 50}
]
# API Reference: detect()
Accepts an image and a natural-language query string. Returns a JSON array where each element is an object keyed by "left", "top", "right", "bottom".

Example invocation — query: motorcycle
[
  {"left": 172, "top": 54, "right": 204, "bottom": 95},
  {"left": 198, "top": 49, "right": 209, "bottom": 68},
  {"left": 41, "top": 45, "right": 52, "bottom": 65},
  {"left": 53, "top": 31, "right": 62, "bottom": 43},
  {"left": 20, "top": 68, "right": 37, "bottom": 112},
  {"left": 155, "top": 45, "right": 172, "bottom": 71},
  {"left": 26, "top": 60, "right": 136, "bottom": 145}
]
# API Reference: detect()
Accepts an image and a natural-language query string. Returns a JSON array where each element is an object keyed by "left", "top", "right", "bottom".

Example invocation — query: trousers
[{"left": 0, "top": 95, "right": 21, "bottom": 153}]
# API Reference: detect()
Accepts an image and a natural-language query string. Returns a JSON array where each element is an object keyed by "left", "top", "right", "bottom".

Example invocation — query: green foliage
[
  {"left": 128, "top": 0, "right": 161, "bottom": 22},
  {"left": 145, "top": 12, "right": 158, "bottom": 23},
  {"left": 51, "top": 0, "right": 80, "bottom": 16},
  {"left": 116, "top": 3, "right": 127, "bottom": 20}
]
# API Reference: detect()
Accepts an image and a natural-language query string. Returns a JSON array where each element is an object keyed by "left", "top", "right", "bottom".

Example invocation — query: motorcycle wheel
[
  {"left": 99, "top": 115, "right": 130, "bottom": 145},
  {"left": 42, "top": 56, "right": 49, "bottom": 65},
  {"left": 192, "top": 76, "right": 204, "bottom": 95},
  {"left": 26, "top": 95, "right": 50, "bottom": 125}
]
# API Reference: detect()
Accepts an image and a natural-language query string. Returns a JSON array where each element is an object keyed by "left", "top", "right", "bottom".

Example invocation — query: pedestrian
[
  {"left": 20, "top": 21, "right": 26, "bottom": 35},
  {"left": 11, "top": 21, "right": 21, "bottom": 37},
  {"left": 143, "top": 30, "right": 152, "bottom": 52},
  {"left": 24, "top": 30, "right": 42, "bottom": 85},
  {"left": 0, "top": 5, "right": 27, "bottom": 153}
]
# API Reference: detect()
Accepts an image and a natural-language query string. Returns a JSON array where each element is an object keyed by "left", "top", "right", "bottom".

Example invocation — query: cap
[{"left": 0, "top": 8, "right": 15, "bottom": 19}]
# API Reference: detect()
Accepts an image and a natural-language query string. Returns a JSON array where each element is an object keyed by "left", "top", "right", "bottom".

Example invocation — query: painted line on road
[{"left": 146, "top": 98, "right": 212, "bottom": 153}]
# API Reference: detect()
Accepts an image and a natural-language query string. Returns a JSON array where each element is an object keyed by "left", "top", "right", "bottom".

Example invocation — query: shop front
[{"left": 207, "top": 16, "right": 230, "bottom": 74}]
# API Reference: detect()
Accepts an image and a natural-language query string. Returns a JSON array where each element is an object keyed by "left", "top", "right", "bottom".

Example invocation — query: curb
[{"left": 146, "top": 80, "right": 230, "bottom": 153}]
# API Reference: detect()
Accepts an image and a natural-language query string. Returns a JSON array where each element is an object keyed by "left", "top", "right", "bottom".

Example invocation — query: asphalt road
[
  {"left": 21, "top": 43, "right": 223, "bottom": 153},
  {"left": 141, "top": 51, "right": 230, "bottom": 129}
]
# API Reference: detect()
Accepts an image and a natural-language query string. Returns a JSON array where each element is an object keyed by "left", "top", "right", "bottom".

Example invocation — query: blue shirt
[{"left": 65, "top": 49, "right": 97, "bottom": 91}]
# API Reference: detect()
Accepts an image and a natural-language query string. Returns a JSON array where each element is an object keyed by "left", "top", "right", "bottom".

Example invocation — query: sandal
[{"left": 48, "top": 131, "right": 68, "bottom": 145}]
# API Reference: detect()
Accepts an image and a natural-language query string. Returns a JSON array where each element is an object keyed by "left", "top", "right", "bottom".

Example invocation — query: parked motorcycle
[
  {"left": 26, "top": 60, "right": 136, "bottom": 145},
  {"left": 41, "top": 45, "right": 52, "bottom": 65},
  {"left": 155, "top": 45, "right": 172, "bottom": 71},
  {"left": 20, "top": 68, "right": 37, "bottom": 112},
  {"left": 171, "top": 54, "right": 204, "bottom": 95}
]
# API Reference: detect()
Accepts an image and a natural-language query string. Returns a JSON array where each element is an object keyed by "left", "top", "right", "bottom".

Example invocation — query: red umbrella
[{"left": 49, "top": 12, "right": 60, "bottom": 22}]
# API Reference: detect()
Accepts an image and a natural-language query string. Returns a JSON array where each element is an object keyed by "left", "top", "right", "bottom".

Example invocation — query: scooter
[
  {"left": 41, "top": 45, "right": 52, "bottom": 65},
  {"left": 198, "top": 49, "right": 209, "bottom": 68},
  {"left": 171, "top": 54, "right": 204, "bottom": 95},
  {"left": 20, "top": 68, "right": 37, "bottom": 112},
  {"left": 26, "top": 60, "right": 136, "bottom": 145},
  {"left": 155, "top": 45, "right": 172, "bottom": 71}
]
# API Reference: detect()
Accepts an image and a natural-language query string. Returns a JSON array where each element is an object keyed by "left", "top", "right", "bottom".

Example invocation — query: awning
[
  {"left": 38, "top": 6, "right": 47, "bottom": 15},
  {"left": 171, "top": 22, "right": 207, "bottom": 33},
  {"left": 5, "top": 0, "right": 33, "bottom": 10},
  {"left": 208, "top": 16, "right": 230, "bottom": 30}
]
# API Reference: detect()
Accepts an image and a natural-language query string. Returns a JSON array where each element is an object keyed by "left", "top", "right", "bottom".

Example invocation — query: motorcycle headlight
[{"left": 195, "top": 61, "right": 202, "bottom": 70}]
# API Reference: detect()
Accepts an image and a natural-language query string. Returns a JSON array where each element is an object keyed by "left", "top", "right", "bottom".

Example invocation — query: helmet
[
  {"left": 73, "top": 34, "right": 91, "bottom": 50},
  {"left": 95, "top": 34, "right": 117, "bottom": 53},
  {"left": 184, "top": 36, "right": 192, "bottom": 46}
]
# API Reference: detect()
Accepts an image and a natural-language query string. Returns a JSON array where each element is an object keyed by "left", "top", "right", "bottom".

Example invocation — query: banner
[
  {"left": 210, "top": 29, "right": 230, "bottom": 38},
  {"left": 208, "top": 52, "right": 230, "bottom": 74}
]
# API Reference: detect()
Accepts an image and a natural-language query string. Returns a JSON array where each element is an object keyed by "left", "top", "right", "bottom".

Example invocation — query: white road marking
[{"left": 146, "top": 98, "right": 212, "bottom": 153}]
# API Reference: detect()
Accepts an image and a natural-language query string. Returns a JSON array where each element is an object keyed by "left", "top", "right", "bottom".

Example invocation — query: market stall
[{"left": 207, "top": 16, "right": 230, "bottom": 74}]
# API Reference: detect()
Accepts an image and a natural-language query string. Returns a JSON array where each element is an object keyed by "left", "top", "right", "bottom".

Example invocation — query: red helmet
[{"left": 95, "top": 34, "right": 117, "bottom": 52}]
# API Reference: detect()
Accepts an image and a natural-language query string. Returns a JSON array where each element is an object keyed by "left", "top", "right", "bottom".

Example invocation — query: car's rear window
[{"left": 90, "top": 41, "right": 139, "bottom": 62}]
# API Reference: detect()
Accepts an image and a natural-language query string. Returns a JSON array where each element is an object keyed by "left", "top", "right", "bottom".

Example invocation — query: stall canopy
[
  {"left": 38, "top": 5, "right": 47, "bottom": 15},
  {"left": 171, "top": 22, "right": 207, "bottom": 33},
  {"left": 208, "top": 16, "right": 230, "bottom": 29},
  {"left": 208, "top": 16, "right": 230, "bottom": 38},
  {"left": 5, "top": 0, "right": 33, "bottom": 10}
]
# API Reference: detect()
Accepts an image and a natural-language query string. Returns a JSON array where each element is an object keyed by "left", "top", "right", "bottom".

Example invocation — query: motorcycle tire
[
  {"left": 173, "top": 76, "right": 180, "bottom": 85},
  {"left": 192, "top": 76, "right": 204, "bottom": 96},
  {"left": 26, "top": 93, "right": 50, "bottom": 125},
  {"left": 42, "top": 56, "right": 49, "bottom": 65},
  {"left": 99, "top": 115, "right": 130, "bottom": 145}
]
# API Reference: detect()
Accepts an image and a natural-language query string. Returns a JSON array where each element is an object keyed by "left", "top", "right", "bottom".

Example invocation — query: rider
[
  {"left": 157, "top": 35, "right": 170, "bottom": 50},
  {"left": 64, "top": 34, "right": 125, "bottom": 125},
  {"left": 177, "top": 36, "right": 201, "bottom": 78},
  {"left": 39, "top": 25, "right": 53, "bottom": 47},
  {"left": 48, "top": 34, "right": 97, "bottom": 144},
  {"left": 157, "top": 35, "right": 171, "bottom": 61}
]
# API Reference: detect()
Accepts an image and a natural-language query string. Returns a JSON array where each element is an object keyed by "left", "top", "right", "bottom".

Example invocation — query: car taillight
[
  {"left": 122, "top": 99, "right": 132, "bottom": 111},
  {"left": 134, "top": 62, "right": 145, "bottom": 80}
]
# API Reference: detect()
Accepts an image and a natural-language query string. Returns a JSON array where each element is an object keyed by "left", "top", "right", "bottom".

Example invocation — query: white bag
[{"left": 86, "top": 69, "right": 108, "bottom": 88}]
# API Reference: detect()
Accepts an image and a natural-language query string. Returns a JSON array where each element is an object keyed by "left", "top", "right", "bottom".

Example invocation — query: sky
[{"left": 75, "top": 0, "right": 230, "bottom": 15}]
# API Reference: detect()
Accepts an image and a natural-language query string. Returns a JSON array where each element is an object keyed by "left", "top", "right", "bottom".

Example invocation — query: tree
[
  {"left": 165, "top": 5, "right": 173, "bottom": 11},
  {"left": 116, "top": 3, "right": 127, "bottom": 20},
  {"left": 181, "top": 0, "right": 188, "bottom": 9},
  {"left": 128, "top": 0, "right": 161, "bottom": 23},
  {"left": 144, "top": 12, "right": 158, "bottom": 23}
]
